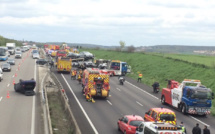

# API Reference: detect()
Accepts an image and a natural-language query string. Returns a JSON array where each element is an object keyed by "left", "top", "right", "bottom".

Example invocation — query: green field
[
  {"left": 82, "top": 49, "right": 215, "bottom": 115},
  {"left": 152, "top": 53, "right": 215, "bottom": 68}
]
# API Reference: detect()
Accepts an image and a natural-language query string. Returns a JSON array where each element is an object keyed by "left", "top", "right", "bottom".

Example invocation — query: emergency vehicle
[
  {"left": 82, "top": 68, "right": 110, "bottom": 99},
  {"left": 56, "top": 50, "right": 67, "bottom": 57},
  {"left": 56, "top": 57, "right": 72, "bottom": 73},
  {"left": 135, "top": 122, "right": 183, "bottom": 134},
  {"left": 161, "top": 79, "right": 214, "bottom": 115},
  {"left": 105, "top": 60, "right": 128, "bottom": 76},
  {"left": 144, "top": 108, "right": 177, "bottom": 125}
]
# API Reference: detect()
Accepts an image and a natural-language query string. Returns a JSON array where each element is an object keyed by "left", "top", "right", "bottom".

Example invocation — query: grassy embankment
[
  {"left": 82, "top": 49, "right": 215, "bottom": 115},
  {"left": 0, "top": 35, "right": 23, "bottom": 46}
]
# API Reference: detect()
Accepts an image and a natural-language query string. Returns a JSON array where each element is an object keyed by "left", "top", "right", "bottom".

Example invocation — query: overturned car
[{"left": 14, "top": 79, "right": 36, "bottom": 96}]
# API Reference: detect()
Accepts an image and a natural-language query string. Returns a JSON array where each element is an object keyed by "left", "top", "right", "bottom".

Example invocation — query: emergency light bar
[
  {"left": 184, "top": 79, "right": 200, "bottom": 82},
  {"left": 150, "top": 123, "right": 181, "bottom": 130}
]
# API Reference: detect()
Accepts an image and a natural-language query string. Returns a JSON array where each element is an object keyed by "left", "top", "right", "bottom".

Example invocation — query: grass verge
[{"left": 47, "top": 92, "right": 73, "bottom": 134}]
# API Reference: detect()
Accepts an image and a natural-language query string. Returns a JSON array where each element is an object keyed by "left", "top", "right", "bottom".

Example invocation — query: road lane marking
[
  {"left": 136, "top": 101, "right": 143, "bottom": 106},
  {"left": 0, "top": 97, "right": 3, "bottom": 102},
  {"left": 107, "top": 100, "right": 112, "bottom": 105},
  {"left": 189, "top": 115, "right": 209, "bottom": 127},
  {"left": 12, "top": 75, "right": 14, "bottom": 78},
  {"left": 125, "top": 81, "right": 159, "bottom": 100},
  {"left": 116, "top": 88, "right": 121, "bottom": 91},
  {"left": 7, "top": 84, "right": 10, "bottom": 87},
  {"left": 31, "top": 60, "right": 36, "bottom": 134},
  {"left": 61, "top": 74, "right": 99, "bottom": 134}
]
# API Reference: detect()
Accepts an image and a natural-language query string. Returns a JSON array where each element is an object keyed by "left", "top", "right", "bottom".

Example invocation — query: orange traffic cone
[
  {"left": 13, "top": 80, "right": 15, "bottom": 85},
  {"left": 15, "top": 73, "right": 17, "bottom": 77},
  {"left": 7, "top": 91, "right": 10, "bottom": 98}
]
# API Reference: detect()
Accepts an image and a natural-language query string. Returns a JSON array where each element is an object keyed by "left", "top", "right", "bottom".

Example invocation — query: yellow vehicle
[
  {"left": 57, "top": 57, "right": 72, "bottom": 73},
  {"left": 82, "top": 68, "right": 110, "bottom": 99},
  {"left": 51, "top": 51, "right": 57, "bottom": 57}
]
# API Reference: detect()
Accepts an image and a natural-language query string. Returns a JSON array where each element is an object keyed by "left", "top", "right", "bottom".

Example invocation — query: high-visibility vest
[
  {"left": 138, "top": 74, "right": 142, "bottom": 78},
  {"left": 78, "top": 75, "right": 81, "bottom": 79}
]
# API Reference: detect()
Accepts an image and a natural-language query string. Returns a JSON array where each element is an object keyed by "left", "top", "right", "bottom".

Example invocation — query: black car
[
  {"left": 79, "top": 51, "right": 94, "bottom": 60},
  {"left": 36, "top": 59, "right": 48, "bottom": 65},
  {"left": 7, "top": 58, "right": 15, "bottom": 65},
  {"left": 1, "top": 63, "right": 11, "bottom": 71},
  {"left": 67, "top": 52, "right": 80, "bottom": 59}
]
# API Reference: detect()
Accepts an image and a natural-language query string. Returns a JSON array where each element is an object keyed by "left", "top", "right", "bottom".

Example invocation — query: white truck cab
[
  {"left": 0, "top": 68, "right": 3, "bottom": 82},
  {"left": 136, "top": 122, "right": 182, "bottom": 134}
]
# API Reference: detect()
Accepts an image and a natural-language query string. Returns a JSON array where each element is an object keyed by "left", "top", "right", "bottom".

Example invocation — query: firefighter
[
  {"left": 77, "top": 72, "right": 82, "bottom": 84},
  {"left": 137, "top": 73, "right": 142, "bottom": 83},
  {"left": 86, "top": 91, "right": 92, "bottom": 102},
  {"left": 179, "top": 122, "right": 187, "bottom": 134}
]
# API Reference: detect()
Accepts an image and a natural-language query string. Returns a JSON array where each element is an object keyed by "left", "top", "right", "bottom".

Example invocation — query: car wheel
[
  {"left": 117, "top": 124, "right": 120, "bottom": 131},
  {"left": 124, "top": 131, "right": 126, "bottom": 134},
  {"left": 161, "top": 96, "right": 166, "bottom": 105},
  {"left": 0, "top": 78, "right": 1, "bottom": 82},
  {"left": 182, "top": 104, "right": 187, "bottom": 115}
]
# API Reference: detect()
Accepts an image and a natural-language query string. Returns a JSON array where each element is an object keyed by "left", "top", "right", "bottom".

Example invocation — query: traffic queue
[{"left": 43, "top": 44, "right": 213, "bottom": 134}]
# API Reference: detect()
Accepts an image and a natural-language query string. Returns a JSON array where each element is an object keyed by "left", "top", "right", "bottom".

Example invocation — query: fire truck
[
  {"left": 82, "top": 68, "right": 110, "bottom": 99},
  {"left": 135, "top": 122, "right": 183, "bottom": 134},
  {"left": 56, "top": 57, "right": 72, "bottom": 73},
  {"left": 161, "top": 79, "right": 214, "bottom": 115}
]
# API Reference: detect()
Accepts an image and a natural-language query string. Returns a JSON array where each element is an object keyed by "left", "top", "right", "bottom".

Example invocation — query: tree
[
  {"left": 127, "top": 45, "right": 135, "bottom": 53},
  {"left": 119, "top": 40, "right": 125, "bottom": 51}
]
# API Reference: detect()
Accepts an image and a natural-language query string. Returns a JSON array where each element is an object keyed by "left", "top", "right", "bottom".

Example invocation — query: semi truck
[
  {"left": 161, "top": 79, "right": 214, "bottom": 115},
  {"left": 6, "top": 43, "right": 16, "bottom": 55}
]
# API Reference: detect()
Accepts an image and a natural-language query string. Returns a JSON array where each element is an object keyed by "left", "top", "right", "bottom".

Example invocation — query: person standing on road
[
  {"left": 179, "top": 122, "right": 187, "bottom": 134},
  {"left": 203, "top": 125, "right": 210, "bottom": 134},
  {"left": 192, "top": 123, "right": 201, "bottom": 134},
  {"left": 137, "top": 72, "right": 142, "bottom": 83}
]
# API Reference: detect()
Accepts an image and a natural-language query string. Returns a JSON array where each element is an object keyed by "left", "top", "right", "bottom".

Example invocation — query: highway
[
  {"left": 53, "top": 68, "right": 215, "bottom": 134},
  {"left": 0, "top": 50, "right": 42, "bottom": 134}
]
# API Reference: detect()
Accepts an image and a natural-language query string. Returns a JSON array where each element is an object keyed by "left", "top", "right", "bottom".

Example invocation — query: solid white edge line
[
  {"left": 61, "top": 74, "right": 99, "bottom": 134},
  {"left": 125, "top": 81, "right": 159, "bottom": 100},
  {"left": 0, "top": 97, "right": 3, "bottom": 102},
  {"left": 189, "top": 115, "right": 209, "bottom": 127},
  {"left": 107, "top": 100, "right": 112, "bottom": 105},
  {"left": 31, "top": 60, "right": 36, "bottom": 134},
  {"left": 136, "top": 101, "right": 143, "bottom": 106}
]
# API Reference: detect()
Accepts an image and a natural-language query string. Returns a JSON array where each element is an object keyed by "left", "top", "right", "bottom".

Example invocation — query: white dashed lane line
[
  {"left": 7, "top": 84, "right": 10, "bottom": 87},
  {"left": 136, "top": 101, "right": 143, "bottom": 107},
  {"left": 0, "top": 97, "right": 3, "bottom": 102},
  {"left": 116, "top": 88, "right": 121, "bottom": 91},
  {"left": 107, "top": 100, "right": 112, "bottom": 105}
]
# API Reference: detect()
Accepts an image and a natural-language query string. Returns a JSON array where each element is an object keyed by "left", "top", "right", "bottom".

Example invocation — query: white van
[{"left": 0, "top": 68, "right": 3, "bottom": 82}]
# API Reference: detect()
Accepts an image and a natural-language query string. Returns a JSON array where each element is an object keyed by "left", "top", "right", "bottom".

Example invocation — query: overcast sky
[{"left": 1, "top": 0, "right": 215, "bottom": 46}]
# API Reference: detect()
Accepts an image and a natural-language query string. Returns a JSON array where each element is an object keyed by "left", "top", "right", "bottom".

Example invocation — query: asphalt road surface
[
  {"left": 0, "top": 50, "right": 42, "bottom": 134},
  {"left": 52, "top": 67, "right": 215, "bottom": 134}
]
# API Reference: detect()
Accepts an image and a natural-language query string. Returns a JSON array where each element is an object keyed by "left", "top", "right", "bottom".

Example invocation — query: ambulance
[{"left": 135, "top": 122, "right": 183, "bottom": 134}]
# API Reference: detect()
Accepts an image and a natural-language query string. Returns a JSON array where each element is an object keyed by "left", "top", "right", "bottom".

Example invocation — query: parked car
[
  {"left": 118, "top": 115, "right": 144, "bottom": 134},
  {"left": 72, "top": 61, "right": 79, "bottom": 67},
  {"left": 32, "top": 53, "right": 40, "bottom": 59},
  {"left": 7, "top": 58, "right": 15, "bottom": 65},
  {"left": 1, "top": 63, "right": 11, "bottom": 72},
  {"left": 36, "top": 59, "right": 48, "bottom": 65},
  {"left": 84, "top": 61, "right": 95, "bottom": 68},
  {"left": 0, "top": 68, "right": 3, "bottom": 82},
  {"left": 15, "top": 51, "right": 22, "bottom": 58},
  {"left": 79, "top": 51, "right": 94, "bottom": 60},
  {"left": 67, "top": 52, "right": 80, "bottom": 59}
]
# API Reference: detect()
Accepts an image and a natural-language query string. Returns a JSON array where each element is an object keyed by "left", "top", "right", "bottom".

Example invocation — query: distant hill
[{"left": 0, "top": 35, "right": 23, "bottom": 46}]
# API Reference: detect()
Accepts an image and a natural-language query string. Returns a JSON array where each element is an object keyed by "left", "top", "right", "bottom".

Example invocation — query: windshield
[
  {"left": 160, "top": 114, "right": 175, "bottom": 121},
  {"left": 129, "top": 120, "right": 143, "bottom": 127},
  {"left": 58, "top": 51, "right": 67, "bottom": 54},
  {"left": 111, "top": 62, "right": 120, "bottom": 70},
  {"left": 32, "top": 50, "right": 38, "bottom": 53},
  {"left": 191, "top": 90, "right": 212, "bottom": 99},
  {"left": 2, "top": 64, "right": 10, "bottom": 67},
  {"left": 8, "top": 47, "right": 14, "bottom": 49},
  {"left": 0, "top": 49, "right": 6, "bottom": 56},
  {"left": 16, "top": 52, "right": 21, "bottom": 54}
]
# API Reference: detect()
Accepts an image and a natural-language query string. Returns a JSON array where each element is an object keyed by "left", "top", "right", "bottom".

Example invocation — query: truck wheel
[
  {"left": 182, "top": 105, "right": 187, "bottom": 115},
  {"left": 0, "top": 78, "right": 1, "bottom": 82},
  {"left": 161, "top": 96, "right": 166, "bottom": 105}
]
